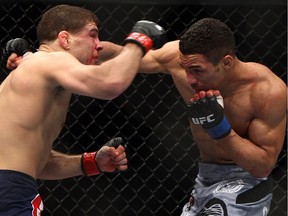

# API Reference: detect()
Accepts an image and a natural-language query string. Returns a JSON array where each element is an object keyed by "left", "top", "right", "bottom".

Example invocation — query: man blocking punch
[{"left": 187, "top": 90, "right": 231, "bottom": 139}]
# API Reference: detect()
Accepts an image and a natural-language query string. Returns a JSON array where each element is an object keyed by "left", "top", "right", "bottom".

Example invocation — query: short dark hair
[
  {"left": 37, "top": 5, "right": 99, "bottom": 44},
  {"left": 179, "top": 18, "right": 236, "bottom": 65}
]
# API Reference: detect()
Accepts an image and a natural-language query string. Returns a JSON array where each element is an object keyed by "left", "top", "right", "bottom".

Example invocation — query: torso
[
  {"left": 190, "top": 91, "right": 253, "bottom": 163},
  {"left": 173, "top": 61, "right": 284, "bottom": 164},
  {"left": 0, "top": 53, "right": 71, "bottom": 178}
]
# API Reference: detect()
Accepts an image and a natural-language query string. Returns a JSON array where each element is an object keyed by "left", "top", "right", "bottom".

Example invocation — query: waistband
[
  {"left": 197, "top": 162, "right": 267, "bottom": 181},
  {"left": 0, "top": 169, "right": 37, "bottom": 185}
]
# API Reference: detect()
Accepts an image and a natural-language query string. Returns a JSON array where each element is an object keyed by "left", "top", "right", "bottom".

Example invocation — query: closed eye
[
  {"left": 188, "top": 67, "right": 203, "bottom": 74},
  {"left": 90, "top": 29, "right": 99, "bottom": 38}
]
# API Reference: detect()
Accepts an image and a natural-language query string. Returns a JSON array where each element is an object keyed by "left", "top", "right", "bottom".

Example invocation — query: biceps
[
  {"left": 249, "top": 117, "right": 286, "bottom": 156},
  {"left": 139, "top": 53, "right": 165, "bottom": 73}
]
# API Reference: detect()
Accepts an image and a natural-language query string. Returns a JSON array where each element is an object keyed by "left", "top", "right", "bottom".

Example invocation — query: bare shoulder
[
  {"left": 19, "top": 51, "right": 79, "bottom": 75},
  {"left": 140, "top": 40, "right": 180, "bottom": 74},
  {"left": 246, "top": 62, "right": 285, "bottom": 89},
  {"left": 153, "top": 40, "right": 180, "bottom": 63},
  {"left": 246, "top": 62, "right": 286, "bottom": 115},
  {"left": 34, "top": 51, "right": 78, "bottom": 64},
  {"left": 9, "top": 51, "right": 79, "bottom": 91}
]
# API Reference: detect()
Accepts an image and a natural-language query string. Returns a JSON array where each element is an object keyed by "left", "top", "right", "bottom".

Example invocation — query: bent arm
[
  {"left": 38, "top": 145, "right": 128, "bottom": 180},
  {"left": 219, "top": 84, "right": 286, "bottom": 177},
  {"left": 37, "top": 150, "right": 82, "bottom": 180}
]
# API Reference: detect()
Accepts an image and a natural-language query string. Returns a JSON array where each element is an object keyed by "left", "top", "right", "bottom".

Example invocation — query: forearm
[
  {"left": 100, "top": 42, "right": 167, "bottom": 75},
  {"left": 219, "top": 130, "right": 276, "bottom": 178},
  {"left": 100, "top": 41, "right": 178, "bottom": 75},
  {"left": 37, "top": 150, "right": 83, "bottom": 180},
  {"left": 38, "top": 139, "right": 128, "bottom": 180},
  {"left": 97, "top": 20, "right": 166, "bottom": 95}
]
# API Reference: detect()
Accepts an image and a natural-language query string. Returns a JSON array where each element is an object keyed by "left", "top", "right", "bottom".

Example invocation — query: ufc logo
[{"left": 191, "top": 114, "right": 215, "bottom": 124}]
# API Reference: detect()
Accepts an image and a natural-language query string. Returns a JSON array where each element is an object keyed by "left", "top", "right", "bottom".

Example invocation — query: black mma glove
[
  {"left": 123, "top": 20, "right": 166, "bottom": 56},
  {"left": 187, "top": 95, "right": 231, "bottom": 139},
  {"left": 2, "top": 38, "right": 35, "bottom": 64},
  {"left": 103, "top": 137, "right": 123, "bottom": 148}
]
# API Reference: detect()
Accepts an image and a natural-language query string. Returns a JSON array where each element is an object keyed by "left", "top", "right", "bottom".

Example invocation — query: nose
[
  {"left": 96, "top": 45, "right": 103, "bottom": 52},
  {"left": 96, "top": 44, "right": 103, "bottom": 52},
  {"left": 95, "top": 39, "right": 104, "bottom": 52}
]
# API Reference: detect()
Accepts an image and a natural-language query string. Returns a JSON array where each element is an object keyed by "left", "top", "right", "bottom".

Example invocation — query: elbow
[
  {"left": 99, "top": 80, "right": 127, "bottom": 100},
  {"left": 248, "top": 164, "right": 274, "bottom": 178},
  {"left": 249, "top": 169, "right": 272, "bottom": 178}
]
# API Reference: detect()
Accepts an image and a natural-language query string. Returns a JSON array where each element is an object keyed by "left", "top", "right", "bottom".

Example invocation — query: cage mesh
[{"left": 0, "top": 1, "right": 286, "bottom": 215}]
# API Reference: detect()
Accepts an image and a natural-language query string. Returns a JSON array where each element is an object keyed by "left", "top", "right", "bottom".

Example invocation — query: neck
[
  {"left": 219, "top": 59, "right": 245, "bottom": 97},
  {"left": 38, "top": 41, "right": 64, "bottom": 53},
  {"left": 38, "top": 44, "right": 54, "bottom": 52}
]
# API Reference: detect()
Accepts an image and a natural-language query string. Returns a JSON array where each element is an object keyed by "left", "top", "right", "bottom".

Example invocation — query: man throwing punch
[
  {"left": 0, "top": 4, "right": 166, "bottom": 216},
  {"left": 58, "top": 17, "right": 286, "bottom": 215},
  {"left": 140, "top": 18, "right": 286, "bottom": 216},
  {"left": 5, "top": 18, "right": 286, "bottom": 215}
]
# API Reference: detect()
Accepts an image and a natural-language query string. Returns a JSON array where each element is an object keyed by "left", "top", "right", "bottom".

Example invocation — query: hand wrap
[
  {"left": 81, "top": 137, "right": 123, "bottom": 176},
  {"left": 81, "top": 152, "right": 100, "bottom": 176},
  {"left": 187, "top": 95, "right": 231, "bottom": 139}
]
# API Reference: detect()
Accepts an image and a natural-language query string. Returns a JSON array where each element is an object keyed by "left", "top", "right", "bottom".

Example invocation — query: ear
[
  {"left": 58, "top": 31, "right": 70, "bottom": 50},
  {"left": 222, "top": 55, "right": 233, "bottom": 69}
]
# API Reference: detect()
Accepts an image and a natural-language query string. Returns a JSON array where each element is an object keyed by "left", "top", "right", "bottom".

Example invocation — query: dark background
[{"left": 0, "top": 0, "right": 286, "bottom": 215}]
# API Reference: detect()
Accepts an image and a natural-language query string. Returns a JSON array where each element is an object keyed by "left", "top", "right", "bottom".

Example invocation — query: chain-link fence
[{"left": 0, "top": 0, "right": 286, "bottom": 215}]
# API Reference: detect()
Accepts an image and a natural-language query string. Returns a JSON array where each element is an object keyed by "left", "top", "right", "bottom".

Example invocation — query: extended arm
[
  {"left": 99, "top": 40, "right": 194, "bottom": 102},
  {"left": 100, "top": 40, "right": 181, "bottom": 74},
  {"left": 140, "top": 40, "right": 195, "bottom": 102},
  {"left": 45, "top": 21, "right": 166, "bottom": 100}
]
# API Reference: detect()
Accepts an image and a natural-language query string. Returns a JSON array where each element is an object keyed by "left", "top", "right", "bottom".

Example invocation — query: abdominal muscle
[{"left": 191, "top": 126, "right": 234, "bottom": 164}]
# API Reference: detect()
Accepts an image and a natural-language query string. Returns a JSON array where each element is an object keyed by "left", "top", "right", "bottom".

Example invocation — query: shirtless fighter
[
  {"left": 149, "top": 18, "right": 286, "bottom": 216},
  {"left": 0, "top": 4, "right": 166, "bottom": 216},
  {"left": 99, "top": 18, "right": 286, "bottom": 215},
  {"left": 4, "top": 18, "right": 286, "bottom": 216}
]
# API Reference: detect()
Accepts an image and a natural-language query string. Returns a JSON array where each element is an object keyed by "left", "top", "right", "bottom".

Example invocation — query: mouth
[
  {"left": 191, "top": 85, "right": 207, "bottom": 93},
  {"left": 191, "top": 84, "right": 200, "bottom": 90}
]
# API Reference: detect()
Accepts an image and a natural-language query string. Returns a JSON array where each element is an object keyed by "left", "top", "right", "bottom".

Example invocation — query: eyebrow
[{"left": 179, "top": 62, "right": 201, "bottom": 69}]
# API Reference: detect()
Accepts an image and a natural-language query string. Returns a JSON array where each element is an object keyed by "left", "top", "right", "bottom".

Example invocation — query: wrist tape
[
  {"left": 81, "top": 152, "right": 101, "bottom": 176},
  {"left": 205, "top": 116, "right": 231, "bottom": 139},
  {"left": 124, "top": 32, "right": 153, "bottom": 55}
]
